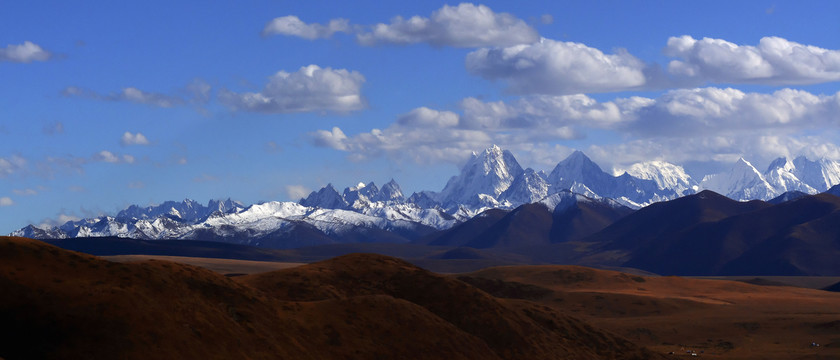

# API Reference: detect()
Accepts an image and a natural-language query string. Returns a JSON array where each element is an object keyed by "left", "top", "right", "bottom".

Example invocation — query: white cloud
[
  {"left": 466, "top": 38, "right": 648, "bottom": 94},
  {"left": 0, "top": 197, "right": 13, "bottom": 206},
  {"left": 285, "top": 185, "right": 310, "bottom": 200},
  {"left": 92, "top": 151, "right": 136, "bottom": 164},
  {"left": 357, "top": 3, "right": 538, "bottom": 47},
  {"left": 93, "top": 150, "right": 120, "bottom": 163},
  {"left": 62, "top": 86, "right": 185, "bottom": 108},
  {"left": 313, "top": 87, "right": 840, "bottom": 172},
  {"left": 262, "top": 16, "right": 351, "bottom": 39},
  {"left": 0, "top": 41, "right": 51, "bottom": 63},
  {"left": 397, "top": 107, "right": 459, "bottom": 128},
  {"left": 665, "top": 35, "right": 840, "bottom": 85},
  {"left": 219, "top": 65, "right": 366, "bottom": 113},
  {"left": 0, "top": 155, "right": 26, "bottom": 177},
  {"left": 311, "top": 127, "right": 350, "bottom": 151},
  {"left": 121, "top": 132, "right": 150, "bottom": 146},
  {"left": 631, "top": 88, "right": 840, "bottom": 137}
]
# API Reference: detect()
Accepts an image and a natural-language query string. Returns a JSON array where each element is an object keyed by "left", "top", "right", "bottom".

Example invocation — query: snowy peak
[
  {"left": 498, "top": 168, "right": 549, "bottom": 206},
  {"left": 792, "top": 156, "right": 840, "bottom": 192},
  {"left": 548, "top": 151, "right": 609, "bottom": 189},
  {"left": 437, "top": 144, "right": 523, "bottom": 206},
  {"left": 625, "top": 161, "right": 697, "bottom": 196},
  {"left": 115, "top": 198, "right": 239, "bottom": 223},
  {"left": 343, "top": 182, "right": 380, "bottom": 205},
  {"left": 300, "top": 183, "right": 349, "bottom": 209},
  {"left": 763, "top": 157, "right": 816, "bottom": 195},
  {"left": 376, "top": 179, "right": 405, "bottom": 202},
  {"left": 700, "top": 158, "right": 777, "bottom": 201}
]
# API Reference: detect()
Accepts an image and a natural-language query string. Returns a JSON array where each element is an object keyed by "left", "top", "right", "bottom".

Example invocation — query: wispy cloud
[
  {"left": 62, "top": 86, "right": 185, "bottom": 108},
  {"left": 42, "top": 121, "right": 65, "bottom": 135},
  {"left": 285, "top": 185, "right": 310, "bottom": 200}
]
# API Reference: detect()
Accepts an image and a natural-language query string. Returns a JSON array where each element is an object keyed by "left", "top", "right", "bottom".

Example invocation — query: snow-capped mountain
[
  {"left": 764, "top": 157, "right": 817, "bottom": 195},
  {"left": 624, "top": 161, "right": 697, "bottom": 197},
  {"left": 792, "top": 156, "right": 840, "bottom": 192},
  {"left": 299, "top": 184, "right": 348, "bottom": 209},
  {"left": 14, "top": 144, "right": 840, "bottom": 247},
  {"left": 699, "top": 156, "right": 840, "bottom": 201},
  {"left": 116, "top": 198, "right": 244, "bottom": 222},
  {"left": 700, "top": 158, "right": 778, "bottom": 201},
  {"left": 547, "top": 151, "right": 676, "bottom": 208},
  {"left": 436, "top": 145, "right": 522, "bottom": 209},
  {"left": 498, "top": 168, "right": 549, "bottom": 205}
]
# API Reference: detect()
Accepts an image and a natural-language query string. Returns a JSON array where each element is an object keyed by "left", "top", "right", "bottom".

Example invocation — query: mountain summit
[{"left": 436, "top": 144, "right": 523, "bottom": 209}]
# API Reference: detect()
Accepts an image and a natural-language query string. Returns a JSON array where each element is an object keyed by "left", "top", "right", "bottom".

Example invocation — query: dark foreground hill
[{"left": 0, "top": 236, "right": 663, "bottom": 360}]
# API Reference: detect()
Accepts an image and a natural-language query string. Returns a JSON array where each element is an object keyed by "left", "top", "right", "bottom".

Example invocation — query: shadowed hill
[
  {"left": 240, "top": 253, "right": 665, "bottom": 360},
  {"left": 0, "top": 236, "right": 663, "bottom": 360},
  {"left": 422, "top": 194, "right": 631, "bottom": 251},
  {"left": 589, "top": 190, "right": 769, "bottom": 255},
  {"left": 619, "top": 193, "right": 840, "bottom": 275}
]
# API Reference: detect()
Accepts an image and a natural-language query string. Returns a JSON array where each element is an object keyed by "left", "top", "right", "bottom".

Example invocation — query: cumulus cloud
[
  {"left": 62, "top": 86, "right": 185, "bottom": 108},
  {"left": 219, "top": 65, "right": 366, "bottom": 114},
  {"left": 262, "top": 16, "right": 351, "bottom": 39},
  {"left": 121, "top": 132, "right": 150, "bottom": 146},
  {"left": 631, "top": 87, "right": 840, "bottom": 137},
  {"left": 310, "top": 94, "right": 642, "bottom": 163},
  {"left": 93, "top": 151, "right": 120, "bottom": 163},
  {"left": 466, "top": 38, "right": 648, "bottom": 94},
  {"left": 0, "top": 197, "right": 13, "bottom": 206},
  {"left": 357, "top": 3, "right": 538, "bottom": 47},
  {"left": 285, "top": 185, "right": 310, "bottom": 200},
  {"left": 665, "top": 35, "right": 840, "bottom": 85},
  {"left": 313, "top": 87, "right": 840, "bottom": 170},
  {"left": 0, "top": 41, "right": 51, "bottom": 63}
]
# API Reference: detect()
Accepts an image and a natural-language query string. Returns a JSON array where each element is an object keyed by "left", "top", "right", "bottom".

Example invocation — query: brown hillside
[
  {"left": 0, "top": 237, "right": 663, "bottom": 360},
  {"left": 239, "top": 253, "right": 665, "bottom": 360},
  {"left": 463, "top": 265, "right": 840, "bottom": 359}
]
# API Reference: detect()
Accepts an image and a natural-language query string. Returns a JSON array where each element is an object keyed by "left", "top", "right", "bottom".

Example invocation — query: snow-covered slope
[
  {"left": 700, "top": 158, "right": 778, "bottom": 201},
  {"left": 625, "top": 161, "right": 697, "bottom": 196},
  {"left": 436, "top": 145, "right": 523, "bottom": 209},
  {"left": 792, "top": 156, "right": 840, "bottom": 192},
  {"left": 300, "top": 184, "right": 348, "bottom": 209},
  {"left": 548, "top": 151, "right": 677, "bottom": 207},
  {"left": 498, "top": 168, "right": 549, "bottom": 206},
  {"left": 763, "top": 157, "right": 817, "bottom": 195}
]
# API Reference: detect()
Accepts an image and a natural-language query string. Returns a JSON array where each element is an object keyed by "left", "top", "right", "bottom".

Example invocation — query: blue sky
[{"left": 2, "top": 0, "right": 840, "bottom": 233}]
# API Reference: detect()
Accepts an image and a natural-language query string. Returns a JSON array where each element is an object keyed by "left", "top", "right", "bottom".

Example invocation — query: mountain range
[{"left": 12, "top": 146, "right": 840, "bottom": 266}]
